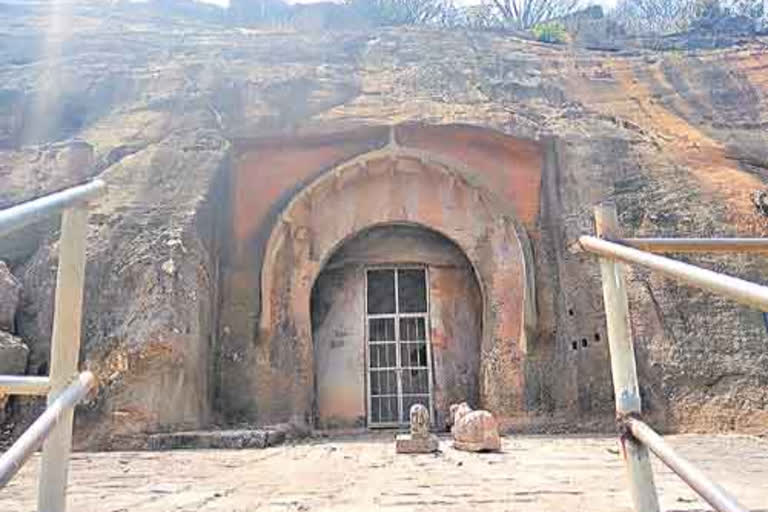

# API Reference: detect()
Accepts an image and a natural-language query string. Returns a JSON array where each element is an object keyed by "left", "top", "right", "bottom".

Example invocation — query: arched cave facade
[{"left": 256, "top": 149, "right": 535, "bottom": 427}]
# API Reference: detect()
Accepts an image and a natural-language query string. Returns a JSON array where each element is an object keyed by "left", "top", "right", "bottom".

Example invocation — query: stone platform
[
  {"left": 395, "top": 433, "right": 439, "bottom": 453},
  {"left": 147, "top": 428, "right": 287, "bottom": 450},
  {"left": 3, "top": 434, "right": 767, "bottom": 511}
]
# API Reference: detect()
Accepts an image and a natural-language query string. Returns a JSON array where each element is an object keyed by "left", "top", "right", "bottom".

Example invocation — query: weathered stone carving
[
  {"left": 410, "top": 402, "right": 430, "bottom": 436},
  {"left": 396, "top": 404, "right": 438, "bottom": 454},
  {"left": 449, "top": 402, "right": 501, "bottom": 452}
]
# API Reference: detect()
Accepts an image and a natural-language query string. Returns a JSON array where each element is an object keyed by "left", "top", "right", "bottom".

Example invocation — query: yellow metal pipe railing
[
  {"left": 579, "top": 235, "right": 768, "bottom": 312},
  {"left": 619, "top": 237, "right": 768, "bottom": 254},
  {"left": 0, "top": 376, "right": 50, "bottom": 396}
]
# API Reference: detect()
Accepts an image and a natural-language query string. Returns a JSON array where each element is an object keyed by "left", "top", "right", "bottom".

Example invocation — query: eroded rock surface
[
  {"left": 0, "top": 261, "right": 21, "bottom": 331},
  {"left": 0, "top": 331, "right": 29, "bottom": 425},
  {"left": 0, "top": 2, "right": 767, "bottom": 447},
  {"left": 0, "top": 330, "right": 28, "bottom": 375}
]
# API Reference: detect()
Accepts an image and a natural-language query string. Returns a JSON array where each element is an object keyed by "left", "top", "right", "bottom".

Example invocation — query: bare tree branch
[{"left": 488, "top": 0, "right": 580, "bottom": 28}]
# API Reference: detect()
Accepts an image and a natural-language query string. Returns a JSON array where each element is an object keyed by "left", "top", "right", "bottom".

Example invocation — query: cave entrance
[{"left": 310, "top": 224, "right": 482, "bottom": 430}]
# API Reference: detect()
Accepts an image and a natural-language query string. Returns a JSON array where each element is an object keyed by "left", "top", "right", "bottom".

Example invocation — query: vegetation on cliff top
[{"left": 124, "top": 0, "right": 768, "bottom": 47}]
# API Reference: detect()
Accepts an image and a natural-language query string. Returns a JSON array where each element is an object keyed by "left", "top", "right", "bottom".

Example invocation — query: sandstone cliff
[{"left": 1, "top": 2, "right": 767, "bottom": 446}]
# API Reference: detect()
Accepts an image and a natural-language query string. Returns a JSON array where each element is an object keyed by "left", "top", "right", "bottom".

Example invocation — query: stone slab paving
[{"left": 2, "top": 434, "right": 767, "bottom": 511}]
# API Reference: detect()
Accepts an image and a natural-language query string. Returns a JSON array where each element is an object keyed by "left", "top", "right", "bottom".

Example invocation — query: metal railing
[
  {"left": 0, "top": 372, "right": 96, "bottom": 488},
  {"left": 580, "top": 203, "right": 754, "bottom": 512},
  {"left": 0, "top": 180, "right": 106, "bottom": 511}
]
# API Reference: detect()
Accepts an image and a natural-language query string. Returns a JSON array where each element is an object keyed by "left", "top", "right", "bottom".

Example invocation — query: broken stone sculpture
[
  {"left": 449, "top": 402, "right": 501, "bottom": 452},
  {"left": 395, "top": 403, "right": 439, "bottom": 454}
]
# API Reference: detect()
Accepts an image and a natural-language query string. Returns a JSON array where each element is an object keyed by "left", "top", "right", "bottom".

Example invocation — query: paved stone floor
[{"left": 3, "top": 434, "right": 767, "bottom": 511}]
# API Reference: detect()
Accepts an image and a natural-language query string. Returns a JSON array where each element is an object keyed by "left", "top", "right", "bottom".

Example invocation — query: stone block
[
  {"left": 395, "top": 433, "right": 439, "bottom": 454},
  {"left": 147, "top": 428, "right": 287, "bottom": 450},
  {"left": 454, "top": 437, "right": 501, "bottom": 452}
]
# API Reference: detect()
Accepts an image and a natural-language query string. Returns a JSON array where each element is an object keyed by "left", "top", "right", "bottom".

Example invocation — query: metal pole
[
  {"left": 619, "top": 237, "right": 768, "bottom": 254},
  {"left": 580, "top": 235, "right": 768, "bottom": 312},
  {"left": 0, "top": 373, "right": 96, "bottom": 489},
  {"left": 626, "top": 418, "right": 749, "bottom": 512},
  {"left": 0, "top": 180, "right": 105, "bottom": 239},
  {"left": 594, "top": 204, "right": 660, "bottom": 512},
  {"left": 0, "top": 376, "right": 50, "bottom": 396},
  {"left": 37, "top": 207, "right": 89, "bottom": 512}
]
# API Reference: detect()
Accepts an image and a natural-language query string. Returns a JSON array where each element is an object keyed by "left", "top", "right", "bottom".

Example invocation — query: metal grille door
[{"left": 366, "top": 267, "right": 432, "bottom": 427}]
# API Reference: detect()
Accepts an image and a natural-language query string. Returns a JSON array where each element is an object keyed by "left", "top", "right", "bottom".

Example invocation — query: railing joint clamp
[{"left": 616, "top": 411, "right": 641, "bottom": 439}]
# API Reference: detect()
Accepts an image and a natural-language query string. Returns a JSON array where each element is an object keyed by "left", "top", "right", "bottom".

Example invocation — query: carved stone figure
[
  {"left": 410, "top": 403, "right": 429, "bottom": 436},
  {"left": 449, "top": 402, "right": 501, "bottom": 452},
  {"left": 396, "top": 403, "right": 438, "bottom": 454}
]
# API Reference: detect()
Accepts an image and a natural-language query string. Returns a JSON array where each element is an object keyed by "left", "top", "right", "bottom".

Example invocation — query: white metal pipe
[
  {"left": 579, "top": 235, "right": 768, "bottom": 312},
  {"left": 38, "top": 207, "right": 90, "bottom": 512},
  {"left": 0, "top": 372, "right": 96, "bottom": 489},
  {"left": 620, "top": 238, "right": 768, "bottom": 254},
  {"left": 0, "top": 179, "right": 106, "bottom": 239},
  {"left": 626, "top": 418, "right": 749, "bottom": 512},
  {"left": 593, "top": 205, "right": 660, "bottom": 512},
  {"left": 0, "top": 376, "right": 50, "bottom": 396}
]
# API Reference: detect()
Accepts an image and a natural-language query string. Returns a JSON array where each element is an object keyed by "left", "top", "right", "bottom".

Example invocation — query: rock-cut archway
[
  {"left": 310, "top": 223, "right": 484, "bottom": 429},
  {"left": 259, "top": 148, "right": 533, "bottom": 426}
]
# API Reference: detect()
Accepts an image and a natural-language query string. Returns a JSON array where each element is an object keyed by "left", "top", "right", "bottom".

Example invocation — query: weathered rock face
[
  {"left": 1, "top": 2, "right": 767, "bottom": 446},
  {"left": 0, "top": 259, "right": 27, "bottom": 427},
  {"left": 0, "top": 331, "right": 28, "bottom": 375},
  {"left": 0, "top": 261, "right": 21, "bottom": 331},
  {"left": 0, "top": 331, "right": 29, "bottom": 425}
]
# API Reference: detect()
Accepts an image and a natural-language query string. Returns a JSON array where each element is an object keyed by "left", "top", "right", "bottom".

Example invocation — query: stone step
[{"left": 147, "top": 428, "right": 287, "bottom": 450}]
